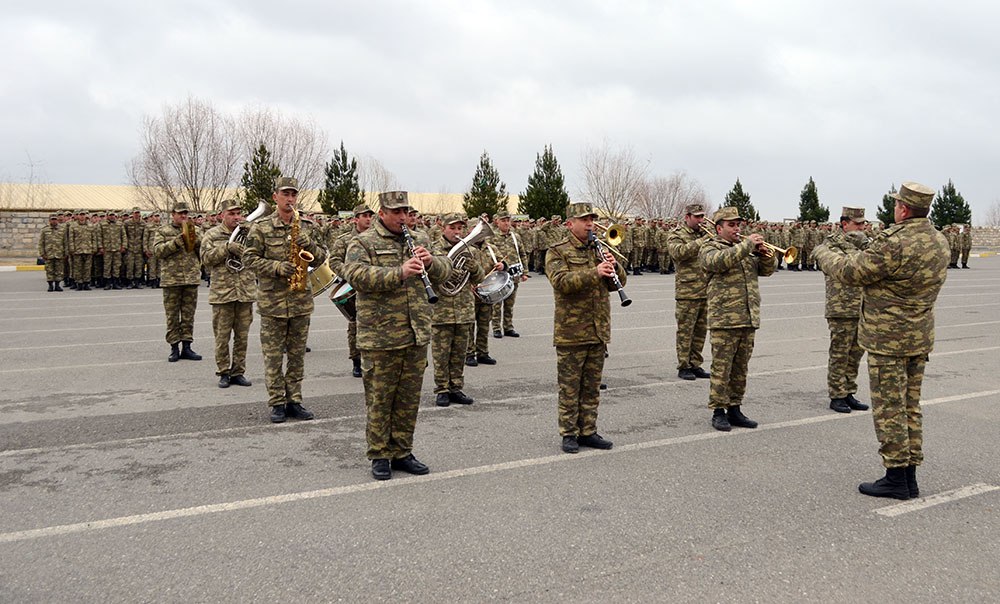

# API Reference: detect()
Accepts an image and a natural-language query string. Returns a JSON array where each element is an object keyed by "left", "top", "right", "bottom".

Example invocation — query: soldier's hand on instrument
[
  {"left": 412, "top": 245, "right": 432, "bottom": 266},
  {"left": 227, "top": 242, "right": 245, "bottom": 256},
  {"left": 295, "top": 234, "right": 314, "bottom": 252},
  {"left": 492, "top": 261, "right": 505, "bottom": 272},
  {"left": 602, "top": 251, "right": 616, "bottom": 265},
  {"left": 174, "top": 235, "right": 187, "bottom": 247},
  {"left": 596, "top": 261, "right": 616, "bottom": 278},
  {"left": 276, "top": 261, "right": 297, "bottom": 278},
  {"left": 748, "top": 233, "right": 765, "bottom": 246},
  {"left": 401, "top": 256, "right": 425, "bottom": 279}
]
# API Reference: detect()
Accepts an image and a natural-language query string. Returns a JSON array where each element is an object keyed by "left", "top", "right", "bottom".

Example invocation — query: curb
[{"left": 0, "top": 265, "right": 44, "bottom": 272}]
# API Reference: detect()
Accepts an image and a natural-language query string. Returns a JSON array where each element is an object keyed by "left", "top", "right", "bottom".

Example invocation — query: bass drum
[
  {"left": 308, "top": 260, "right": 337, "bottom": 297},
  {"left": 328, "top": 280, "right": 357, "bottom": 321},
  {"left": 475, "top": 271, "right": 514, "bottom": 305}
]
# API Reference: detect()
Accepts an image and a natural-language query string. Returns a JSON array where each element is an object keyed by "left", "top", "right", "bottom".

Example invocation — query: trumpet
[{"left": 701, "top": 218, "right": 797, "bottom": 264}]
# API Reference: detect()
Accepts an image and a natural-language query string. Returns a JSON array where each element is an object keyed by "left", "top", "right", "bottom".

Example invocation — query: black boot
[
  {"left": 712, "top": 408, "right": 731, "bottom": 432},
  {"left": 830, "top": 398, "right": 851, "bottom": 413},
  {"left": 104, "top": 280, "right": 113, "bottom": 290},
  {"left": 180, "top": 341, "right": 202, "bottom": 361},
  {"left": 113, "top": 278, "right": 122, "bottom": 290},
  {"left": 47, "top": 281, "right": 54, "bottom": 292},
  {"left": 168, "top": 343, "right": 180, "bottom": 362},
  {"left": 905, "top": 465, "right": 919, "bottom": 498},
  {"left": 352, "top": 358, "right": 362, "bottom": 378},
  {"left": 53, "top": 282, "right": 63, "bottom": 292},
  {"left": 727, "top": 406, "right": 758, "bottom": 428},
  {"left": 859, "top": 467, "right": 909, "bottom": 499},
  {"left": 962, "top": 263, "right": 969, "bottom": 269},
  {"left": 134, "top": 278, "right": 144, "bottom": 289}
]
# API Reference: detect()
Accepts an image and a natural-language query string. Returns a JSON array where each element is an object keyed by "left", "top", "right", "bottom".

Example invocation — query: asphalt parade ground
[{"left": 1, "top": 259, "right": 998, "bottom": 602}]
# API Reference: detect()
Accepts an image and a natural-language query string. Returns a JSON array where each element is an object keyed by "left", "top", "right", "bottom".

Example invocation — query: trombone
[
  {"left": 593, "top": 222, "right": 628, "bottom": 262},
  {"left": 701, "top": 218, "right": 798, "bottom": 264}
]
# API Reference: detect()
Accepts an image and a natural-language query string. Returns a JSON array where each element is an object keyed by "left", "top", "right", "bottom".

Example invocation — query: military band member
[
  {"left": 699, "top": 206, "right": 776, "bottom": 432},
  {"left": 342, "top": 191, "right": 450, "bottom": 480},
  {"left": 812, "top": 182, "right": 949, "bottom": 500},
  {"left": 201, "top": 200, "right": 257, "bottom": 388},
  {"left": 490, "top": 210, "right": 529, "bottom": 338},
  {"left": 465, "top": 237, "right": 498, "bottom": 366},
  {"left": 820, "top": 207, "right": 871, "bottom": 414},
  {"left": 243, "top": 177, "right": 326, "bottom": 423},
  {"left": 153, "top": 201, "right": 203, "bottom": 363},
  {"left": 38, "top": 214, "right": 65, "bottom": 291},
  {"left": 666, "top": 203, "right": 712, "bottom": 381},
  {"left": 328, "top": 203, "right": 375, "bottom": 378},
  {"left": 546, "top": 202, "right": 626, "bottom": 454}
]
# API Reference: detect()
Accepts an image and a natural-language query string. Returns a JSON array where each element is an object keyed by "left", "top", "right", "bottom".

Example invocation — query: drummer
[
  {"left": 329, "top": 203, "right": 375, "bottom": 378},
  {"left": 431, "top": 214, "right": 502, "bottom": 406}
]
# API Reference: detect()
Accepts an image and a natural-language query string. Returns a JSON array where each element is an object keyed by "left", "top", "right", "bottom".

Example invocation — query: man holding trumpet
[{"left": 699, "top": 206, "right": 776, "bottom": 432}]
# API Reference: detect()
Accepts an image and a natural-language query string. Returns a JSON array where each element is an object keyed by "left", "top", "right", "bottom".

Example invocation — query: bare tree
[
  {"left": 358, "top": 155, "right": 399, "bottom": 206},
  {"left": 238, "top": 107, "right": 329, "bottom": 198},
  {"left": 985, "top": 199, "right": 1000, "bottom": 226},
  {"left": 128, "top": 96, "right": 240, "bottom": 212},
  {"left": 634, "top": 171, "right": 709, "bottom": 219},
  {"left": 579, "top": 142, "right": 648, "bottom": 220},
  {"left": 0, "top": 152, "right": 54, "bottom": 209}
]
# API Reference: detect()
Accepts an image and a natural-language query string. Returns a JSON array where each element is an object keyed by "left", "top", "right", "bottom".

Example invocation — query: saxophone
[{"left": 288, "top": 210, "right": 313, "bottom": 291}]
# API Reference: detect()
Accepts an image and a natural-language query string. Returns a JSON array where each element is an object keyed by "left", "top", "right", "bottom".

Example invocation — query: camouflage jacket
[
  {"left": 328, "top": 226, "right": 362, "bottom": 277},
  {"left": 945, "top": 230, "right": 959, "bottom": 250},
  {"left": 960, "top": 229, "right": 972, "bottom": 250},
  {"left": 38, "top": 225, "right": 65, "bottom": 258},
  {"left": 124, "top": 220, "right": 145, "bottom": 253},
  {"left": 632, "top": 225, "right": 648, "bottom": 248},
  {"left": 545, "top": 233, "right": 627, "bottom": 347},
  {"left": 431, "top": 237, "right": 484, "bottom": 325},
  {"left": 100, "top": 221, "right": 127, "bottom": 253},
  {"left": 812, "top": 217, "right": 949, "bottom": 356},
  {"left": 821, "top": 231, "right": 867, "bottom": 319},
  {"left": 68, "top": 221, "right": 96, "bottom": 255},
  {"left": 666, "top": 225, "right": 710, "bottom": 300},
  {"left": 200, "top": 223, "right": 258, "bottom": 305},
  {"left": 153, "top": 222, "right": 203, "bottom": 287},
  {"left": 342, "top": 220, "right": 451, "bottom": 350},
  {"left": 491, "top": 229, "right": 528, "bottom": 270},
  {"left": 699, "top": 237, "right": 776, "bottom": 329},
  {"left": 243, "top": 213, "right": 327, "bottom": 318}
]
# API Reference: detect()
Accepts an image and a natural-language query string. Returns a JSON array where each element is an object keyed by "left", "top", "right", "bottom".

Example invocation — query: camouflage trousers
[
  {"left": 961, "top": 248, "right": 971, "bottom": 265},
  {"left": 103, "top": 250, "right": 122, "bottom": 278},
  {"left": 162, "top": 285, "right": 198, "bottom": 344},
  {"left": 432, "top": 323, "right": 471, "bottom": 393},
  {"left": 556, "top": 343, "right": 606, "bottom": 437},
  {"left": 827, "top": 318, "right": 864, "bottom": 399},
  {"left": 467, "top": 300, "right": 492, "bottom": 356},
  {"left": 950, "top": 247, "right": 960, "bottom": 265},
  {"left": 797, "top": 247, "right": 812, "bottom": 269},
  {"left": 675, "top": 298, "right": 708, "bottom": 371},
  {"left": 146, "top": 255, "right": 160, "bottom": 280},
  {"left": 347, "top": 320, "right": 359, "bottom": 360},
  {"left": 533, "top": 250, "right": 547, "bottom": 273},
  {"left": 708, "top": 327, "right": 756, "bottom": 409},
  {"left": 361, "top": 344, "right": 428, "bottom": 460},
  {"left": 44, "top": 257, "right": 64, "bottom": 282},
  {"left": 211, "top": 301, "right": 254, "bottom": 377},
  {"left": 259, "top": 314, "right": 310, "bottom": 407},
  {"left": 491, "top": 281, "right": 519, "bottom": 332},
  {"left": 868, "top": 353, "right": 926, "bottom": 468},
  {"left": 71, "top": 254, "right": 92, "bottom": 283},
  {"left": 124, "top": 252, "right": 144, "bottom": 279}
]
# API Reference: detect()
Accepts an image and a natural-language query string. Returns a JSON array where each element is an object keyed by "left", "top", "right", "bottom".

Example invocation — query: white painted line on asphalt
[
  {"left": 0, "top": 388, "right": 997, "bottom": 544},
  {"left": 874, "top": 483, "right": 1000, "bottom": 517}
]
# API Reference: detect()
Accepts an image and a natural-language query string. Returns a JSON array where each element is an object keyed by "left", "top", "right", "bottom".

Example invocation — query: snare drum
[
  {"left": 328, "top": 280, "right": 357, "bottom": 321},
  {"left": 475, "top": 271, "right": 515, "bottom": 305}
]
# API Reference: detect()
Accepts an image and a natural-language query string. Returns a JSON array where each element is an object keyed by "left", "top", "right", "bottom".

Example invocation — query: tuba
[
  {"left": 226, "top": 200, "right": 272, "bottom": 271},
  {"left": 440, "top": 220, "right": 495, "bottom": 297}
]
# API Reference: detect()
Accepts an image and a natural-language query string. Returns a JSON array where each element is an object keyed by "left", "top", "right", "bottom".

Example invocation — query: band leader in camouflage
[{"left": 153, "top": 202, "right": 203, "bottom": 352}]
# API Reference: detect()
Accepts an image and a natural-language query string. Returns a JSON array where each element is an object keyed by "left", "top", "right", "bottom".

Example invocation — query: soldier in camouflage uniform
[
  {"left": 699, "top": 206, "right": 776, "bottom": 432},
  {"left": 144, "top": 213, "right": 161, "bottom": 287},
  {"left": 546, "top": 202, "right": 627, "bottom": 454},
  {"left": 123, "top": 208, "right": 145, "bottom": 289},
  {"left": 819, "top": 207, "right": 871, "bottom": 414},
  {"left": 813, "top": 182, "right": 949, "bottom": 500},
  {"left": 201, "top": 200, "right": 257, "bottom": 389},
  {"left": 960, "top": 224, "right": 972, "bottom": 268},
  {"left": 464, "top": 237, "right": 498, "bottom": 366},
  {"left": 100, "top": 211, "right": 127, "bottom": 289},
  {"left": 342, "top": 191, "right": 451, "bottom": 480},
  {"left": 431, "top": 214, "right": 494, "bottom": 406},
  {"left": 68, "top": 211, "right": 96, "bottom": 290},
  {"left": 329, "top": 204, "right": 375, "bottom": 378},
  {"left": 666, "top": 203, "right": 712, "bottom": 381},
  {"left": 945, "top": 225, "right": 960, "bottom": 268},
  {"left": 153, "top": 201, "right": 204, "bottom": 363},
  {"left": 490, "top": 210, "right": 529, "bottom": 338},
  {"left": 243, "top": 177, "right": 327, "bottom": 423},
  {"left": 38, "top": 214, "right": 65, "bottom": 291}
]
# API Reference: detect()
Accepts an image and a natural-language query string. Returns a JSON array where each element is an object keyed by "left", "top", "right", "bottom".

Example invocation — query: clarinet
[
  {"left": 400, "top": 225, "right": 438, "bottom": 304},
  {"left": 588, "top": 231, "right": 632, "bottom": 307}
]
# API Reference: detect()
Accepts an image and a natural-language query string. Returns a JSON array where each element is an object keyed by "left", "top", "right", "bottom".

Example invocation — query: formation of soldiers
[{"left": 943, "top": 223, "right": 973, "bottom": 269}]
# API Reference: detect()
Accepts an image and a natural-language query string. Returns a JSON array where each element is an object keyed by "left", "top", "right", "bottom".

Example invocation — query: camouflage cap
[
  {"left": 352, "top": 203, "right": 374, "bottom": 216},
  {"left": 494, "top": 209, "right": 511, "bottom": 220},
  {"left": 566, "top": 202, "right": 598, "bottom": 219},
  {"left": 378, "top": 191, "right": 411, "bottom": 210},
  {"left": 172, "top": 201, "right": 191, "bottom": 213},
  {"left": 274, "top": 177, "right": 298, "bottom": 192},
  {"left": 219, "top": 199, "right": 241, "bottom": 212},
  {"left": 48, "top": 213, "right": 58, "bottom": 219},
  {"left": 685, "top": 203, "right": 706, "bottom": 216},
  {"left": 442, "top": 212, "right": 467, "bottom": 226},
  {"left": 841, "top": 206, "right": 866, "bottom": 223},
  {"left": 551, "top": 214, "right": 561, "bottom": 220},
  {"left": 890, "top": 181, "right": 935, "bottom": 209},
  {"left": 713, "top": 206, "right": 741, "bottom": 222},
  {"left": 131, "top": 206, "right": 141, "bottom": 213}
]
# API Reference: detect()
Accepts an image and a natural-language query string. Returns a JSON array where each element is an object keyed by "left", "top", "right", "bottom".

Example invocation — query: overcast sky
[{"left": 3, "top": 0, "right": 998, "bottom": 221}]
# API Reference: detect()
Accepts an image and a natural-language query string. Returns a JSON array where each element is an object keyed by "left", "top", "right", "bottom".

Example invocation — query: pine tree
[
  {"left": 876, "top": 184, "right": 897, "bottom": 226},
  {"left": 317, "top": 141, "right": 362, "bottom": 214},
  {"left": 239, "top": 142, "right": 282, "bottom": 214},
  {"left": 929, "top": 179, "right": 973, "bottom": 229},
  {"left": 724, "top": 178, "right": 759, "bottom": 221},
  {"left": 462, "top": 151, "right": 509, "bottom": 218},
  {"left": 518, "top": 145, "right": 570, "bottom": 219},
  {"left": 797, "top": 176, "right": 830, "bottom": 222}
]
